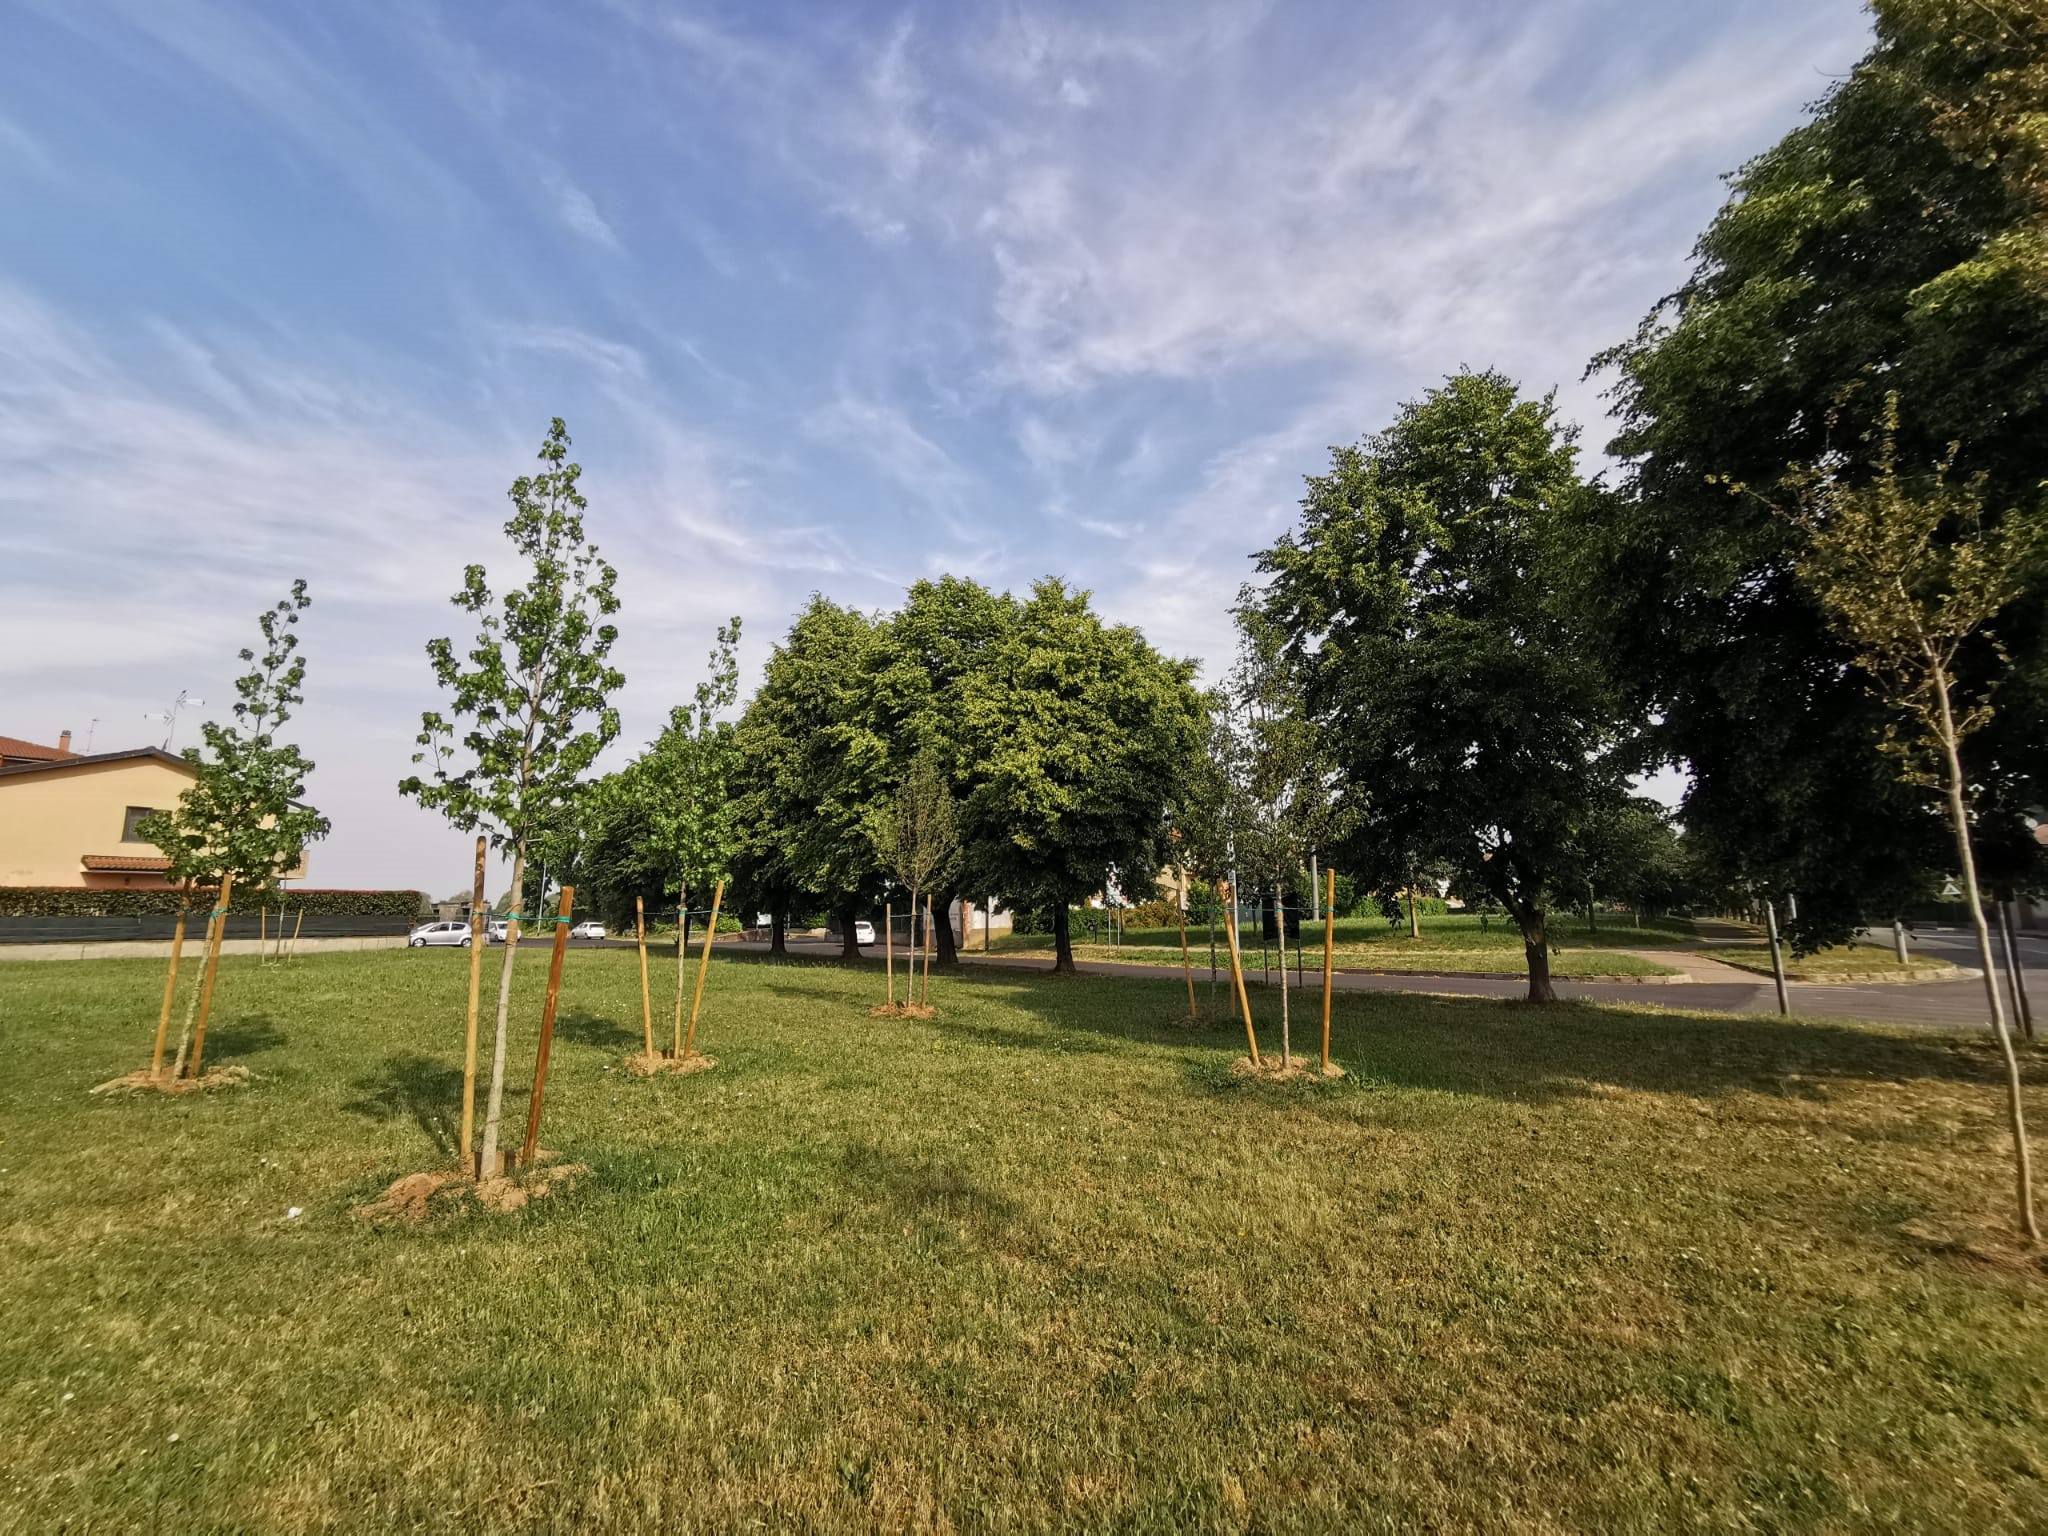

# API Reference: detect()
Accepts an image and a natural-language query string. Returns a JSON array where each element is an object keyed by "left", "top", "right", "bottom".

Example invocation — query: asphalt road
[{"left": 776, "top": 931, "right": 2047, "bottom": 1034}]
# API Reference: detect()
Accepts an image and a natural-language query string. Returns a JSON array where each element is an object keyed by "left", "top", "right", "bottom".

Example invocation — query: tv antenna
[{"left": 145, "top": 690, "right": 204, "bottom": 750}]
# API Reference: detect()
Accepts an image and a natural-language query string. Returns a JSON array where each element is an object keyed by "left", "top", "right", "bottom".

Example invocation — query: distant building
[
  {"left": 0, "top": 745, "right": 310, "bottom": 889},
  {"left": 0, "top": 729, "right": 77, "bottom": 768}
]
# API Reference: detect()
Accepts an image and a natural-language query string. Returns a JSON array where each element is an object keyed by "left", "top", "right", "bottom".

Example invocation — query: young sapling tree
[
  {"left": 140, "top": 580, "right": 329, "bottom": 1079},
  {"left": 400, "top": 420, "right": 622, "bottom": 1175}
]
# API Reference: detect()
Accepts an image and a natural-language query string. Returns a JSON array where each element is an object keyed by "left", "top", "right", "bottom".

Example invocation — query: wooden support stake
[
  {"left": 671, "top": 888, "right": 689, "bottom": 1057},
  {"left": 885, "top": 900, "right": 895, "bottom": 1007},
  {"left": 460, "top": 835, "right": 487, "bottom": 1174},
  {"left": 151, "top": 893, "right": 192, "bottom": 1080},
  {"left": 635, "top": 895, "right": 654, "bottom": 1059},
  {"left": 518, "top": 885, "right": 575, "bottom": 1170},
  {"left": 1221, "top": 880, "right": 1260, "bottom": 1066},
  {"left": 682, "top": 879, "right": 724, "bottom": 1058},
  {"left": 184, "top": 872, "right": 235, "bottom": 1078},
  {"left": 259, "top": 905, "right": 267, "bottom": 964},
  {"left": 1176, "top": 874, "right": 1197, "bottom": 1020},
  {"left": 288, "top": 908, "right": 304, "bottom": 961},
  {"left": 921, "top": 896, "right": 933, "bottom": 1005},
  {"left": 1321, "top": 865, "right": 1337, "bottom": 1073}
]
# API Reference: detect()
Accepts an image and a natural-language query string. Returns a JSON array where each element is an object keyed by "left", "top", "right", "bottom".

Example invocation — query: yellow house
[{"left": 0, "top": 746, "right": 309, "bottom": 889}]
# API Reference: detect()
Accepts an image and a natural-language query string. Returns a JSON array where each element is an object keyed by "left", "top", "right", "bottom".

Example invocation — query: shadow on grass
[
  {"left": 201, "top": 1014, "right": 289, "bottom": 1061},
  {"left": 344, "top": 1052, "right": 463, "bottom": 1157},
  {"left": 838, "top": 1140, "right": 1022, "bottom": 1231},
  {"left": 552, "top": 1009, "right": 639, "bottom": 1050},
  {"left": 714, "top": 944, "right": 2011, "bottom": 1110}
]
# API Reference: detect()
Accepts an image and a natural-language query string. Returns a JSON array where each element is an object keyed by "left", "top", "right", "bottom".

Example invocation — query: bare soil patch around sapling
[
  {"left": 1229, "top": 1056, "right": 1346, "bottom": 1084},
  {"left": 623, "top": 1050, "right": 718, "bottom": 1077},
  {"left": 355, "top": 1154, "right": 589, "bottom": 1226},
  {"left": 91, "top": 1065, "right": 253, "bottom": 1096},
  {"left": 869, "top": 1002, "right": 937, "bottom": 1020}
]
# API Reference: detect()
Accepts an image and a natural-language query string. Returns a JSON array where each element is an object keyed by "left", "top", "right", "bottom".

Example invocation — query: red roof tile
[{"left": 0, "top": 734, "right": 77, "bottom": 762}]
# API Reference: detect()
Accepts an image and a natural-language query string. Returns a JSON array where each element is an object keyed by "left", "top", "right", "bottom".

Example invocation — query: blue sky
[{"left": 0, "top": 0, "right": 1871, "bottom": 894}]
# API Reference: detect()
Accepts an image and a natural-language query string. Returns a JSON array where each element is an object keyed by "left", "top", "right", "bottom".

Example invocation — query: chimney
[{"left": 58, "top": 730, "right": 72, "bottom": 754}]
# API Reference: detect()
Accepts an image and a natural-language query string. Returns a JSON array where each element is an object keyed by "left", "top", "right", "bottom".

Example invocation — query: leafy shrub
[{"left": 0, "top": 886, "right": 426, "bottom": 918}]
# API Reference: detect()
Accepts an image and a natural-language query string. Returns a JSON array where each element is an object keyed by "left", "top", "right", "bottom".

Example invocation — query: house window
[{"left": 121, "top": 807, "right": 160, "bottom": 843}]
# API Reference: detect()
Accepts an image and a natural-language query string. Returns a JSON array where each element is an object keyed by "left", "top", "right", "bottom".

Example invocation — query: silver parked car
[{"left": 408, "top": 920, "right": 473, "bottom": 948}]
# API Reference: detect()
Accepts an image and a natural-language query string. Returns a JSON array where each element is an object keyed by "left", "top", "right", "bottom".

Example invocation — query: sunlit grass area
[
  {"left": 5, "top": 946, "right": 2044, "bottom": 1530},
  {"left": 992, "top": 911, "right": 1696, "bottom": 977},
  {"left": 1716, "top": 944, "right": 1960, "bottom": 982}
]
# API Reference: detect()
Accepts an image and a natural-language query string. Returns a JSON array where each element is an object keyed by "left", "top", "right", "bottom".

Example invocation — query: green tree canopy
[
  {"left": 1593, "top": 0, "right": 2048, "bottom": 946},
  {"left": 1250, "top": 370, "right": 1634, "bottom": 1001},
  {"left": 960, "top": 578, "right": 1205, "bottom": 973}
]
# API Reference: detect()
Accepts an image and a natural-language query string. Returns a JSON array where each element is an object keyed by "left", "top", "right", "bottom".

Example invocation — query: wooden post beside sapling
[
  {"left": 151, "top": 890, "right": 193, "bottom": 1081},
  {"left": 885, "top": 900, "right": 895, "bottom": 1009},
  {"left": 288, "top": 907, "right": 304, "bottom": 961},
  {"left": 460, "top": 836, "right": 487, "bottom": 1174},
  {"left": 635, "top": 895, "right": 654, "bottom": 1060},
  {"left": 184, "top": 872, "right": 236, "bottom": 1079},
  {"left": 517, "top": 885, "right": 576, "bottom": 1171},
  {"left": 921, "top": 896, "right": 933, "bottom": 1006},
  {"left": 682, "top": 879, "right": 725, "bottom": 1058},
  {"left": 1221, "top": 881, "right": 1260, "bottom": 1066},
  {"left": 1321, "top": 866, "right": 1336, "bottom": 1073}
]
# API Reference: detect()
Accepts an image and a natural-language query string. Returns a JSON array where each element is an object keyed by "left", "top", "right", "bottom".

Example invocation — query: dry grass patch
[{"left": 623, "top": 1050, "right": 719, "bottom": 1077}]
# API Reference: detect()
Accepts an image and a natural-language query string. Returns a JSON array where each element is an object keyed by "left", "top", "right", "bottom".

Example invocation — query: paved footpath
[{"left": 783, "top": 936, "right": 2040, "bottom": 1034}]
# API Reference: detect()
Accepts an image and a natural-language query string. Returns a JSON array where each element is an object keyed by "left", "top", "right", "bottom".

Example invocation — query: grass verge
[{"left": 4, "top": 946, "right": 2044, "bottom": 1530}]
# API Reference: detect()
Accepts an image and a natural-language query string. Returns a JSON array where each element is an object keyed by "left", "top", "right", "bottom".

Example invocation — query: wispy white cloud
[
  {"left": 806, "top": 393, "right": 972, "bottom": 508},
  {"left": 540, "top": 166, "right": 620, "bottom": 248}
]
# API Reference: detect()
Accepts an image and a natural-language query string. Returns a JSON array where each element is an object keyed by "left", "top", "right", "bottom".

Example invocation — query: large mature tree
[
  {"left": 732, "top": 597, "right": 891, "bottom": 958},
  {"left": 871, "top": 576, "right": 1020, "bottom": 967},
  {"left": 961, "top": 578, "right": 1205, "bottom": 973},
  {"left": 400, "top": 418, "right": 623, "bottom": 1177},
  {"left": 1593, "top": 0, "right": 2048, "bottom": 947},
  {"left": 1252, "top": 371, "right": 1635, "bottom": 1002}
]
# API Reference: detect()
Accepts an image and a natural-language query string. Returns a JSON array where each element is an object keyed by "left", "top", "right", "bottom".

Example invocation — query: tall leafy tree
[
  {"left": 733, "top": 597, "right": 891, "bottom": 958},
  {"left": 1251, "top": 371, "right": 1633, "bottom": 1002},
  {"left": 962, "top": 578, "right": 1205, "bottom": 973},
  {"left": 1593, "top": 0, "right": 2048, "bottom": 946},
  {"left": 400, "top": 419, "right": 623, "bottom": 1177},
  {"left": 872, "top": 576, "right": 1020, "bottom": 966},
  {"left": 1797, "top": 402, "right": 2045, "bottom": 1239}
]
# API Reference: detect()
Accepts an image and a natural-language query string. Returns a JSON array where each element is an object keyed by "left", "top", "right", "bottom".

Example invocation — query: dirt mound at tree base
[
  {"left": 869, "top": 1002, "right": 937, "bottom": 1020},
  {"left": 91, "top": 1065, "right": 253, "bottom": 1096},
  {"left": 1230, "top": 1057, "right": 1346, "bottom": 1083},
  {"left": 623, "top": 1051, "right": 718, "bottom": 1077},
  {"left": 1898, "top": 1217, "right": 2048, "bottom": 1276},
  {"left": 355, "top": 1156, "right": 589, "bottom": 1226}
]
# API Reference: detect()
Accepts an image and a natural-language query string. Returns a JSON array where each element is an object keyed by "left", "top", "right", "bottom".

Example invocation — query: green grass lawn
[
  {"left": 994, "top": 911, "right": 1692, "bottom": 977},
  {"left": 1713, "top": 944, "right": 1961, "bottom": 983},
  {"left": 5, "top": 947, "right": 2045, "bottom": 1530}
]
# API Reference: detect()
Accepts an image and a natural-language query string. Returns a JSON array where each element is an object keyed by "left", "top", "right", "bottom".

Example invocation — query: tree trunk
[
  {"left": 770, "top": 903, "right": 788, "bottom": 956},
  {"left": 1521, "top": 917, "right": 1556, "bottom": 1004},
  {"left": 1934, "top": 666, "right": 2036, "bottom": 1241},
  {"left": 478, "top": 845, "right": 526, "bottom": 1178},
  {"left": 839, "top": 900, "right": 862, "bottom": 959},
  {"left": 1052, "top": 903, "right": 1076, "bottom": 974},
  {"left": 1407, "top": 889, "right": 1419, "bottom": 939},
  {"left": 933, "top": 889, "right": 961, "bottom": 968}
]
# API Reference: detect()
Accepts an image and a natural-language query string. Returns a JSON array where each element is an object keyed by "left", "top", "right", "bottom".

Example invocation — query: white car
[
  {"left": 570, "top": 920, "right": 608, "bottom": 941},
  {"left": 408, "top": 920, "right": 473, "bottom": 948},
  {"left": 854, "top": 920, "right": 876, "bottom": 945}
]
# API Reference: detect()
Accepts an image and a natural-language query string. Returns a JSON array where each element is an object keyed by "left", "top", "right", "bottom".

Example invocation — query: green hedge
[{"left": 0, "top": 887, "right": 426, "bottom": 919}]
